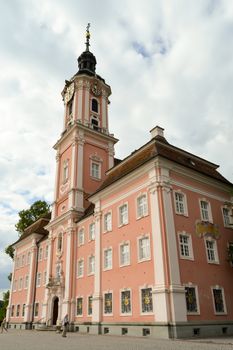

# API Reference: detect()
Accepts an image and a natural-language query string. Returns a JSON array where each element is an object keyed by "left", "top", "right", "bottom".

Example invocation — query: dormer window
[{"left": 91, "top": 98, "right": 98, "bottom": 113}]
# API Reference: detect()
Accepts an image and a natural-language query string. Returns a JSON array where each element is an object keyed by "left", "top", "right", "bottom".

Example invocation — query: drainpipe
[{"left": 31, "top": 240, "right": 39, "bottom": 327}]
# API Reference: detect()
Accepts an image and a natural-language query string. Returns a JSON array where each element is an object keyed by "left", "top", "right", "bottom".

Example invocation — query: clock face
[{"left": 64, "top": 82, "right": 74, "bottom": 104}]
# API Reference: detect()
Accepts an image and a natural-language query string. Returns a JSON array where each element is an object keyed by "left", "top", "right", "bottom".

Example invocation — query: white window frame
[
  {"left": 205, "top": 237, "right": 219, "bottom": 264},
  {"left": 174, "top": 190, "right": 188, "bottom": 216},
  {"left": 43, "top": 270, "right": 47, "bottom": 286},
  {"left": 137, "top": 235, "right": 151, "bottom": 262},
  {"left": 184, "top": 284, "right": 200, "bottom": 315},
  {"left": 24, "top": 275, "right": 29, "bottom": 289},
  {"left": 211, "top": 286, "right": 227, "bottom": 315},
  {"left": 87, "top": 295, "right": 93, "bottom": 316},
  {"left": 77, "top": 259, "right": 84, "bottom": 278},
  {"left": 120, "top": 288, "right": 132, "bottom": 316},
  {"left": 16, "top": 304, "right": 20, "bottom": 317},
  {"left": 199, "top": 199, "right": 212, "bottom": 222},
  {"left": 118, "top": 202, "right": 129, "bottom": 227},
  {"left": 103, "top": 291, "right": 113, "bottom": 316},
  {"left": 78, "top": 228, "right": 85, "bottom": 246},
  {"left": 13, "top": 279, "right": 17, "bottom": 292},
  {"left": 27, "top": 251, "right": 31, "bottom": 265},
  {"left": 88, "top": 255, "right": 95, "bottom": 275},
  {"left": 38, "top": 247, "right": 43, "bottom": 261},
  {"left": 103, "top": 247, "right": 113, "bottom": 271},
  {"left": 222, "top": 206, "right": 232, "bottom": 228},
  {"left": 119, "top": 241, "right": 130, "bottom": 267},
  {"left": 44, "top": 245, "right": 49, "bottom": 259},
  {"left": 36, "top": 272, "right": 41, "bottom": 287},
  {"left": 19, "top": 277, "right": 23, "bottom": 291},
  {"left": 34, "top": 302, "right": 39, "bottom": 317},
  {"left": 89, "top": 223, "right": 95, "bottom": 241},
  {"left": 90, "top": 160, "right": 101, "bottom": 180},
  {"left": 103, "top": 211, "right": 112, "bottom": 232},
  {"left": 76, "top": 296, "right": 83, "bottom": 317},
  {"left": 178, "top": 231, "right": 194, "bottom": 260},
  {"left": 139, "top": 286, "right": 153, "bottom": 315},
  {"left": 136, "top": 193, "right": 148, "bottom": 219},
  {"left": 21, "top": 254, "right": 25, "bottom": 266}
]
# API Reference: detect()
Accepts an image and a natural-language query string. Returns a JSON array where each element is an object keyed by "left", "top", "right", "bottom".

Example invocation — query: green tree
[
  {"left": 15, "top": 200, "right": 50, "bottom": 234},
  {"left": 0, "top": 290, "right": 9, "bottom": 321},
  {"left": 5, "top": 200, "right": 50, "bottom": 260}
]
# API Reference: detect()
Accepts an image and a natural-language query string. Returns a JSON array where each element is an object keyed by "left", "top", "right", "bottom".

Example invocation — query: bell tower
[{"left": 52, "top": 24, "right": 118, "bottom": 220}]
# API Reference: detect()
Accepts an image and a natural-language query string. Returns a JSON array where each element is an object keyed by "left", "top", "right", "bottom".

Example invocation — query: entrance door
[{"left": 52, "top": 297, "right": 59, "bottom": 325}]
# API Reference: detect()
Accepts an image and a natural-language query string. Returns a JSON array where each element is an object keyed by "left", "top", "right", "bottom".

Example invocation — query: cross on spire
[{"left": 85, "top": 23, "right": 91, "bottom": 51}]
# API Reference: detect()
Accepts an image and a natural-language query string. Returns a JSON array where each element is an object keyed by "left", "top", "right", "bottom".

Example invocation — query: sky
[{"left": 0, "top": 0, "right": 233, "bottom": 299}]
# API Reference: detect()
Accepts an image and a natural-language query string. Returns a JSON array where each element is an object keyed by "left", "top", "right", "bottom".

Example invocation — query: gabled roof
[
  {"left": 12, "top": 213, "right": 51, "bottom": 247},
  {"left": 90, "top": 134, "right": 232, "bottom": 198}
]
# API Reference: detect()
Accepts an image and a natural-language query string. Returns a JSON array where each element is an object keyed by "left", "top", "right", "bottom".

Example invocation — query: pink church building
[{"left": 7, "top": 27, "right": 233, "bottom": 339}]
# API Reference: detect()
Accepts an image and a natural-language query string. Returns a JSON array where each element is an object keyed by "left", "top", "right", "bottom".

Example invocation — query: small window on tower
[
  {"left": 91, "top": 115, "right": 99, "bottom": 131},
  {"left": 91, "top": 99, "right": 98, "bottom": 113}
]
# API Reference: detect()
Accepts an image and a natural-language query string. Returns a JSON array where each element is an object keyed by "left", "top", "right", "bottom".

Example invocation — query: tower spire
[{"left": 85, "top": 23, "right": 91, "bottom": 51}]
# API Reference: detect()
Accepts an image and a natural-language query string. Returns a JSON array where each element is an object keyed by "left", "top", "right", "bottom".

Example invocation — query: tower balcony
[{"left": 46, "top": 276, "right": 64, "bottom": 288}]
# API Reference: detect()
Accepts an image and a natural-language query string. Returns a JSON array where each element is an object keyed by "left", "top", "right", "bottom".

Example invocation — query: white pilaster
[
  {"left": 52, "top": 152, "right": 60, "bottom": 219},
  {"left": 92, "top": 201, "right": 102, "bottom": 322},
  {"left": 101, "top": 95, "right": 107, "bottom": 129},
  {"left": 25, "top": 239, "right": 37, "bottom": 323},
  {"left": 77, "top": 83, "right": 83, "bottom": 122},
  {"left": 108, "top": 142, "right": 114, "bottom": 169},
  {"left": 149, "top": 184, "right": 170, "bottom": 322},
  {"left": 84, "top": 83, "right": 90, "bottom": 123}
]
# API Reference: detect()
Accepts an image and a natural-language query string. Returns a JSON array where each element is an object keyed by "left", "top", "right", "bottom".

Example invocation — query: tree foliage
[
  {"left": 15, "top": 200, "right": 50, "bottom": 234},
  {"left": 0, "top": 290, "right": 9, "bottom": 321}
]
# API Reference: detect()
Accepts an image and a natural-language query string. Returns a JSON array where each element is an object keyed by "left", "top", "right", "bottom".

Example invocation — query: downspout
[{"left": 31, "top": 241, "right": 39, "bottom": 327}]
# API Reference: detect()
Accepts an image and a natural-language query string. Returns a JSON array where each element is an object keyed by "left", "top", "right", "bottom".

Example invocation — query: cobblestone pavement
[{"left": 1, "top": 330, "right": 233, "bottom": 350}]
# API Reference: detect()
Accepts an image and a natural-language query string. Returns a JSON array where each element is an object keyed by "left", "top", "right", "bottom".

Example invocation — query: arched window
[
  {"left": 91, "top": 99, "right": 98, "bottom": 113},
  {"left": 91, "top": 115, "right": 99, "bottom": 131},
  {"left": 57, "top": 233, "right": 63, "bottom": 253}
]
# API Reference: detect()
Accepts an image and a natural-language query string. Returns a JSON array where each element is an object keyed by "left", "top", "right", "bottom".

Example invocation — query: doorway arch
[{"left": 52, "top": 296, "right": 59, "bottom": 325}]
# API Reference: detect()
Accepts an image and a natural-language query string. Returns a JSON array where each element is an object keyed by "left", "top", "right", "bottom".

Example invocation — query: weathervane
[{"left": 85, "top": 23, "right": 91, "bottom": 51}]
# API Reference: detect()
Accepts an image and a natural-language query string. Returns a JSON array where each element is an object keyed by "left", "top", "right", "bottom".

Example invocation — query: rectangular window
[
  {"left": 38, "top": 247, "right": 43, "bottom": 261},
  {"left": 141, "top": 288, "right": 153, "bottom": 313},
  {"left": 88, "top": 296, "right": 93, "bottom": 315},
  {"left": 22, "top": 304, "right": 26, "bottom": 317},
  {"left": 104, "top": 212, "right": 112, "bottom": 232},
  {"left": 175, "top": 192, "right": 185, "bottom": 215},
  {"left": 212, "top": 288, "right": 226, "bottom": 313},
  {"left": 121, "top": 290, "right": 131, "bottom": 314},
  {"left": 13, "top": 279, "right": 17, "bottom": 291},
  {"left": 120, "top": 243, "right": 130, "bottom": 266},
  {"left": 91, "top": 162, "right": 100, "bottom": 179},
  {"left": 200, "top": 200, "right": 210, "bottom": 221},
  {"left": 34, "top": 302, "right": 39, "bottom": 317},
  {"left": 104, "top": 249, "right": 112, "bottom": 270},
  {"left": 21, "top": 255, "right": 25, "bottom": 266},
  {"left": 119, "top": 204, "right": 128, "bottom": 226},
  {"left": 27, "top": 252, "right": 31, "bottom": 265},
  {"left": 11, "top": 305, "right": 14, "bottom": 317},
  {"left": 45, "top": 245, "right": 49, "bottom": 259},
  {"left": 76, "top": 298, "right": 83, "bottom": 316},
  {"left": 19, "top": 277, "right": 23, "bottom": 290},
  {"left": 36, "top": 272, "right": 41, "bottom": 287},
  {"left": 104, "top": 293, "right": 112, "bottom": 314},
  {"left": 78, "top": 229, "right": 85, "bottom": 246},
  {"left": 137, "top": 194, "right": 148, "bottom": 218},
  {"left": 16, "top": 304, "right": 20, "bottom": 317},
  {"left": 77, "top": 259, "right": 84, "bottom": 277},
  {"left": 185, "top": 286, "right": 198, "bottom": 313},
  {"left": 205, "top": 239, "right": 218, "bottom": 263},
  {"left": 138, "top": 236, "right": 150, "bottom": 261},
  {"left": 89, "top": 223, "right": 95, "bottom": 240},
  {"left": 25, "top": 275, "right": 29, "bottom": 289},
  {"left": 178, "top": 233, "right": 193, "bottom": 260},
  {"left": 88, "top": 255, "right": 95, "bottom": 274},
  {"left": 222, "top": 207, "right": 231, "bottom": 227},
  {"left": 44, "top": 271, "right": 47, "bottom": 285}
]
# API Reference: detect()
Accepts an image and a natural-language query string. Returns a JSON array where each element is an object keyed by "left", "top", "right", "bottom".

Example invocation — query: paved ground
[{"left": 1, "top": 330, "right": 233, "bottom": 350}]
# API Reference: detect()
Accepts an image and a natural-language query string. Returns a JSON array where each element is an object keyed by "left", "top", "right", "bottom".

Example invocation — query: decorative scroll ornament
[
  {"left": 64, "top": 82, "right": 74, "bottom": 104},
  {"left": 91, "top": 81, "right": 101, "bottom": 96},
  {"left": 195, "top": 220, "right": 220, "bottom": 239}
]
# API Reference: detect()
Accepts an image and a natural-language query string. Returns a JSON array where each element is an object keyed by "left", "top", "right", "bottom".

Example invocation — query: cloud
[{"left": 0, "top": 0, "right": 233, "bottom": 290}]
